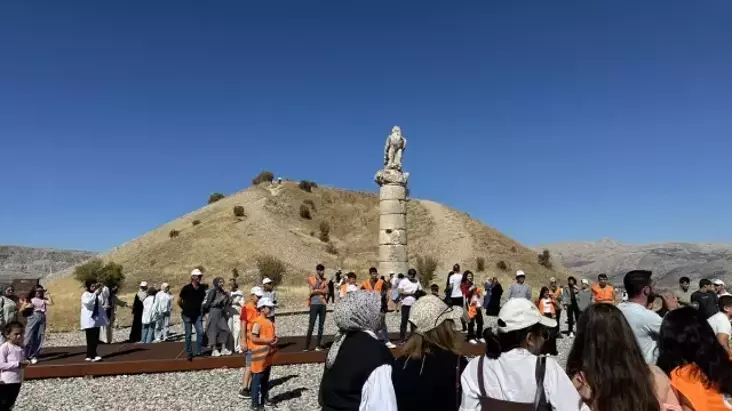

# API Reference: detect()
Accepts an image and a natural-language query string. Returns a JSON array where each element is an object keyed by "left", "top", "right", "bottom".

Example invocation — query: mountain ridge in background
[{"left": 0, "top": 245, "right": 97, "bottom": 281}]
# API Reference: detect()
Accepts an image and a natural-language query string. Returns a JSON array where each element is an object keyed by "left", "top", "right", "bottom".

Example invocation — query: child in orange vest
[
  {"left": 248, "top": 297, "right": 278, "bottom": 410},
  {"left": 238, "top": 286, "right": 263, "bottom": 400},
  {"left": 537, "top": 286, "right": 558, "bottom": 356}
]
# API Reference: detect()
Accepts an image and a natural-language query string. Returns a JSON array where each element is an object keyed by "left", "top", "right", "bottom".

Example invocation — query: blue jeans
[
  {"left": 251, "top": 366, "right": 272, "bottom": 407},
  {"left": 141, "top": 323, "right": 155, "bottom": 343},
  {"left": 377, "top": 313, "right": 389, "bottom": 342},
  {"left": 24, "top": 311, "right": 46, "bottom": 359},
  {"left": 182, "top": 314, "right": 203, "bottom": 355}
]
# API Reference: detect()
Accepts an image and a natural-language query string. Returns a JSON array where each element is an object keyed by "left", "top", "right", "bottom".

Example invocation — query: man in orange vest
[
  {"left": 305, "top": 264, "right": 328, "bottom": 352},
  {"left": 592, "top": 273, "right": 616, "bottom": 304},
  {"left": 361, "top": 267, "right": 395, "bottom": 348},
  {"left": 248, "top": 297, "right": 278, "bottom": 410},
  {"left": 238, "top": 286, "right": 263, "bottom": 400}
]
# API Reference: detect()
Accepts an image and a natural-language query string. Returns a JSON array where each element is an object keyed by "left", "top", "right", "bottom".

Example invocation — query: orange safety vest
[
  {"left": 537, "top": 298, "right": 556, "bottom": 315},
  {"left": 339, "top": 283, "right": 348, "bottom": 298},
  {"left": 307, "top": 275, "right": 328, "bottom": 306},
  {"left": 467, "top": 288, "right": 483, "bottom": 319},
  {"left": 592, "top": 284, "right": 615, "bottom": 303},
  {"left": 362, "top": 279, "right": 384, "bottom": 293},
  {"left": 247, "top": 314, "right": 277, "bottom": 373},
  {"left": 670, "top": 364, "right": 731, "bottom": 410},
  {"left": 240, "top": 300, "right": 258, "bottom": 330}
]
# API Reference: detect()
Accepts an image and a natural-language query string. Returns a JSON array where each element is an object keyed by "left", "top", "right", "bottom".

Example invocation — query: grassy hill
[{"left": 46, "top": 180, "right": 569, "bottom": 330}]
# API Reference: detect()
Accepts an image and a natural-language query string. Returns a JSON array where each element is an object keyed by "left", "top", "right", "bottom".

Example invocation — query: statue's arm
[
  {"left": 402, "top": 136, "right": 407, "bottom": 150},
  {"left": 384, "top": 137, "right": 390, "bottom": 161}
]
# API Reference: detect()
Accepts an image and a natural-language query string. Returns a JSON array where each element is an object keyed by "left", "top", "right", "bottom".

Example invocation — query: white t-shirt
[
  {"left": 460, "top": 348, "right": 590, "bottom": 411},
  {"left": 398, "top": 279, "right": 422, "bottom": 306},
  {"left": 449, "top": 273, "right": 464, "bottom": 298},
  {"left": 707, "top": 312, "right": 732, "bottom": 336},
  {"left": 618, "top": 301, "right": 663, "bottom": 364}
]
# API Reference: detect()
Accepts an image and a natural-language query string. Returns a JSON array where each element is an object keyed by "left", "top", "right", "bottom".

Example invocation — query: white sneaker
[
  {"left": 92, "top": 356, "right": 102, "bottom": 362},
  {"left": 85, "top": 358, "right": 92, "bottom": 362},
  {"left": 30, "top": 358, "right": 38, "bottom": 365},
  {"left": 221, "top": 348, "right": 232, "bottom": 356},
  {"left": 469, "top": 339, "right": 478, "bottom": 344},
  {"left": 569, "top": 332, "right": 575, "bottom": 337},
  {"left": 477, "top": 338, "right": 486, "bottom": 343},
  {"left": 211, "top": 350, "right": 221, "bottom": 357},
  {"left": 314, "top": 346, "right": 322, "bottom": 352},
  {"left": 385, "top": 342, "right": 397, "bottom": 349}
]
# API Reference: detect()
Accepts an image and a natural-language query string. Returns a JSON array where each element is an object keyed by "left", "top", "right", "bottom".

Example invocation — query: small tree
[
  {"left": 252, "top": 170, "right": 275, "bottom": 185},
  {"left": 73, "top": 259, "right": 125, "bottom": 289},
  {"left": 318, "top": 221, "right": 330, "bottom": 242},
  {"left": 256, "top": 255, "right": 285, "bottom": 286},
  {"left": 496, "top": 260, "right": 509, "bottom": 271},
  {"left": 169, "top": 229, "right": 180, "bottom": 238},
  {"left": 416, "top": 255, "right": 439, "bottom": 286},
  {"left": 325, "top": 242, "right": 338, "bottom": 255},
  {"left": 192, "top": 220, "right": 201, "bottom": 226},
  {"left": 476, "top": 257, "right": 486, "bottom": 272},
  {"left": 303, "top": 199, "right": 316, "bottom": 211},
  {"left": 208, "top": 193, "right": 226, "bottom": 204},
  {"left": 298, "top": 180, "right": 317, "bottom": 192},
  {"left": 233, "top": 205, "right": 246, "bottom": 217},
  {"left": 537, "top": 249, "right": 552, "bottom": 269},
  {"left": 299, "top": 204, "right": 312, "bottom": 219},
  {"left": 231, "top": 268, "right": 240, "bottom": 279},
  {"left": 511, "top": 246, "right": 517, "bottom": 253}
]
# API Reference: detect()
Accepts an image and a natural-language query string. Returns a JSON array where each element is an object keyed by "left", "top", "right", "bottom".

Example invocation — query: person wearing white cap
[
  {"left": 392, "top": 295, "right": 467, "bottom": 411},
  {"left": 460, "top": 299, "right": 589, "bottom": 411},
  {"left": 261, "top": 277, "right": 278, "bottom": 323},
  {"left": 713, "top": 279, "right": 732, "bottom": 297},
  {"left": 238, "top": 286, "right": 264, "bottom": 400},
  {"left": 179, "top": 268, "right": 207, "bottom": 360},
  {"left": 128, "top": 281, "right": 148, "bottom": 342},
  {"left": 248, "top": 296, "right": 279, "bottom": 410},
  {"left": 154, "top": 283, "right": 173, "bottom": 342},
  {"left": 506, "top": 270, "right": 531, "bottom": 300}
]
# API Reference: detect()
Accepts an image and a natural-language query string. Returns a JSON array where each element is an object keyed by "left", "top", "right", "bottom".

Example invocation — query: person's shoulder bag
[{"left": 476, "top": 354, "right": 551, "bottom": 411}]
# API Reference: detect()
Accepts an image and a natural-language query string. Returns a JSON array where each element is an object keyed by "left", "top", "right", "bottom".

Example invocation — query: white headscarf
[{"left": 326, "top": 290, "right": 382, "bottom": 369}]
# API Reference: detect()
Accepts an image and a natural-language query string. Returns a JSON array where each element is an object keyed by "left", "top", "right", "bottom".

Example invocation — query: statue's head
[{"left": 391, "top": 125, "right": 401, "bottom": 135}]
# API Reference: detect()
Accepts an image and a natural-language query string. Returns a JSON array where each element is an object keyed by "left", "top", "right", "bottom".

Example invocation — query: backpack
[{"left": 476, "top": 355, "right": 551, "bottom": 411}]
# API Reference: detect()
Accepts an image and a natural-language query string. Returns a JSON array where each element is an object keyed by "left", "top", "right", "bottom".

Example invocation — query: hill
[
  {"left": 0, "top": 245, "right": 96, "bottom": 282},
  {"left": 541, "top": 238, "right": 732, "bottom": 287},
  {"left": 54, "top": 181, "right": 568, "bottom": 288}
]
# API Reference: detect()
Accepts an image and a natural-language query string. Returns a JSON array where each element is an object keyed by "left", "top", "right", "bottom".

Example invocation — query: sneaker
[
  {"left": 569, "top": 332, "right": 575, "bottom": 337},
  {"left": 221, "top": 348, "right": 233, "bottom": 356},
  {"left": 469, "top": 339, "right": 478, "bottom": 344},
  {"left": 314, "top": 346, "right": 322, "bottom": 352},
  {"left": 385, "top": 342, "right": 397, "bottom": 349},
  {"left": 211, "top": 350, "right": 221, "bottom": 357},
  {"left": 30, "top": 358, "right": 38, "bottom": 365},
  {"left": 238, "top": 388, "right": 252, "bottom": 399},
  {"left": 85, "top": 358, "right": 92, "bottom": 362},
  {"left": 264, "top": 400, "right": 278, "bottom": 409},
  {"left": 92, "top": 356, "right": 102, "bottom": 362},
  {"left": 303, "top": 347, "right": 311, "bottom": 352},
  {"left": 187, "top": 353, "right": 194, "bottom": 361},
  {"left": 478, "top": 338, "right": 486, "bottom": 343}
]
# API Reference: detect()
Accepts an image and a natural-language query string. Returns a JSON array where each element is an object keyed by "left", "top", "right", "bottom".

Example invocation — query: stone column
[{"left": 375, "top": 170, "right": 409, "bottom": 276}]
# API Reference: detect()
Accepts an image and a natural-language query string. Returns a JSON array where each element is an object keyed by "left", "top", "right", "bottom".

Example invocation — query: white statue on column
[{"left": 384, "top": 126, "right": 407, "bottom": 171}]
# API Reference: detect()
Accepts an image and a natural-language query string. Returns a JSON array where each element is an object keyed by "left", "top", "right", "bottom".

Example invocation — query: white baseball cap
[
  {"left": 161, "top": 282, "right": 169, "bottom": 289},
  {"left": 190, "top": 269, "right": 203, "bottom": 277},
  {"left": 713, "top": 279, "right": 725, "bottom": 286},
  {"left": 139, "top": 281, "right": 148, "bottom": 287},
  {"left": 497, "top": 298, "right": 556, "bottom": 333},
  {"left": 250, "top": 286, "right": 264, "bottom": 297},
  {"left": 262, "top": 277, "right": 272, "bottom": 285},
  {"left": 581, "top": 279, "right": 590, "bottom": 285},
  {"left": 515, "top": 270, "right": 526, "bottom": 278},
  {"left": 257, "top": 297, "right": 275, "bottom": 309}
]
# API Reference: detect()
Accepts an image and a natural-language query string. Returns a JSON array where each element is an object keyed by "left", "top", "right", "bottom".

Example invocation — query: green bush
[
  {"left": 252, "top": 170, "right": 275, "bottom": 185},
  {"left": 303, "top": 199, "right": 316, "bottom": 211},
  {"left": 233, "top": 205, "right": 246, "bottom": 217},
  {"left": 511, "top": 246, "right": 517, "bottom": 253},
  {"left": 208, "top": 193, "right": 225, "bottom": 204},
  {"left": 231, "top": 268, "right": 240, "bottom": 279},
  {"left": 256, "top": 255, "right": 285, "bottom": 286},
  {"left": 298, "top": 180, "right": 318, "bottom": 192},
  {"left": 299, "top": 204, "right": 312, "bottom": 219},
  {"left": 496, "top": 260, "right": 509, "bottom": 271},
  {"left": 192, "top": 220, "right": 201, "bottom": 226},
  {"left": 318, "top": 221, "right": 330, "bottom": 242},
  {"left": 73, "top": 259, "right": 125, "bottom": 289},
  {"left": 325, "top": 242, "right": 338, "bottom": 255},
  {"left": 169, "top": 229, "right": 180, "bottom": 238},
  {"left": 416, "top": 255, "right": 439, "bottom": 286},
  {"left": 476, "top": 257, "right": 486, "bottom": 272},
  {"left": 537, "top": 249, "right": 552, "bottom": 269}
]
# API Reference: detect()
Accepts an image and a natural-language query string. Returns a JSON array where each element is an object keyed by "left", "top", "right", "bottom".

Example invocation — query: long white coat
[{"left": 80, "top": 291, "right": 109, "bottom": 330}]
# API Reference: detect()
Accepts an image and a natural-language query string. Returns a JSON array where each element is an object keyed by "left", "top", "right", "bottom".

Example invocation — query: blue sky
[{"left": 1, "top": 1, "right": 731, "bottom": 252}]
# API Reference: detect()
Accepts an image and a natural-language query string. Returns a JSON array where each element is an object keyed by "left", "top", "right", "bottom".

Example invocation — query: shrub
[
  {"left": 537, "top": 249, "right": 552, "bottom": 268},
  {"left": 169, "top": 229, "right": 180, "bottom": 238},
  {"left": 298, "top": 180, "right": 317, "bottom": 192},
  {"left": 195, "top": 265, "right": 206, "bottom": 274},
  {"left": 325, "top": 243, "right": 338, "bottom": 255},
  {"left": 299, "top": 204, "right": 312, "bottom": 219},
  {"left": 511, "top": 246, "right": 517, "bottom": 253},
  {"left": 496, "top": 260, "right": 509, "bottom": 271},
  {"left": 252, "top": 170, "right": 275, "bottom": 185},
  {"left": 416, "top": 255, "right": 439, "bottom": 286},
  {"left": 231, "top": 268, "right": 240, "bottom": 279},
  {"left": 233, "top": 205, "right": 245, "bottom": 217},
  {"left": 303, "top": 199, "right": 316, "bottom": 211},
  {"left": 192, "top": 220, "right": 201, "bottom": 226},
  {"left": 310, "top": 231, "right": 315, "bottom": 237},
  {"left": 256, "top": 255, "right": 285, "bottom": 286},
  {"left": 208, "top": 193, "right": 225, "bottom": 204},
  {"left": 73, "top": 259, "right": 125, "bottom": 289},
  {"left": 476, "top": 257, "right": 486, "bottom": 272},
  {"left": 318, "top": 221, "right": 330, "bottom": 242}
]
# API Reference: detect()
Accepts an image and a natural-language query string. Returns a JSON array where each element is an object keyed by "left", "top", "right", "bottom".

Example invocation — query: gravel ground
[{"left": 21, "top": 311, "right": 576, "bottom": 411}]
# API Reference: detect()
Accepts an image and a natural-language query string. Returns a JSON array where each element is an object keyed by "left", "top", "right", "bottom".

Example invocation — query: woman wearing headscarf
[
  {"left": 484, "top": 277, "right": 503, "bottom": 317},
  {"left": 129, "top": 281, "right": 147, "bottom": 342},
  {"left": 203, "top": 277, "right": 232, "bottom": 357},
  {"left": 319, "top": 290, "right": 397, "bottom": 411},
  {"left": 0, "top": 285, "right": 19, "bottom": 344}
]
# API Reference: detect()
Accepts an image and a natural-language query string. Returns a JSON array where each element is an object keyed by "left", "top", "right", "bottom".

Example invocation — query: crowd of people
[{"left": 3, "top": 263, "right": 732, "bottom": 410}]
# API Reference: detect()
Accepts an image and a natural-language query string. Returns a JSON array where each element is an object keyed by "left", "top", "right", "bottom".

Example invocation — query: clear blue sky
[{"left": 2, "top": 1, "right": 731, "bottom": 252}]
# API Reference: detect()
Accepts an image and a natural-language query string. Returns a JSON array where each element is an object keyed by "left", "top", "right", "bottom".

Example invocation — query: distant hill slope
[
  {"left": 541, "top": 238, "right": 732, "bottom": 287},
  {"left": 0, "top": 245, "right": 96, "bottom": 281},
  {"left": 50, "top": 181, "right": 569, "bottom": 291}
]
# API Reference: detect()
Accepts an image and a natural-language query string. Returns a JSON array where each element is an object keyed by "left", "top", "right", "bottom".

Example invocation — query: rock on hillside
[
  {"left": 50, "top": 182, "right": 569, "bottom": 291},
  {"left": 541, "top": 238, "right": 732, "bottom": 287},
  {"left": 0, "top": 245, "right": 96, "bottom": 280}
]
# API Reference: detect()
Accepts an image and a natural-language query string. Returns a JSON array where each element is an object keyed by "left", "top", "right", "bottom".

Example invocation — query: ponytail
[
  {"left": 483, "top": 329, "right": 502, "bottom": 359},
  {"left": 483, "top": 323, "right": 545, "bottom": 359}
]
